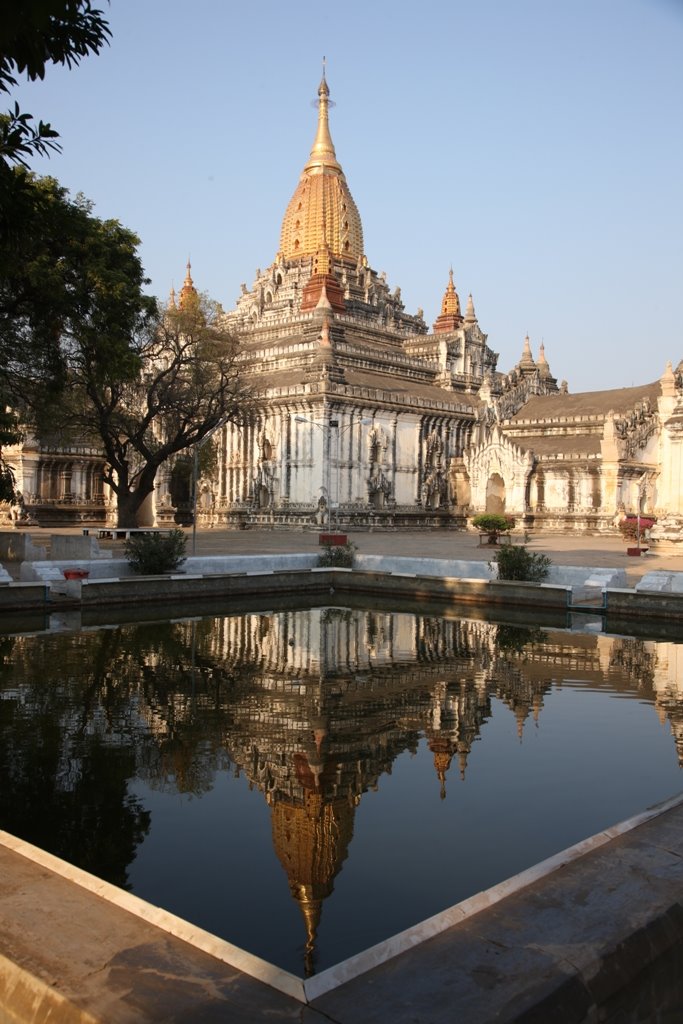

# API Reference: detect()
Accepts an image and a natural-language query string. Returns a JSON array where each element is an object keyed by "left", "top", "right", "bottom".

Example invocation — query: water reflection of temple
[
  {"left": 3, "top": 610, "right": 682, "bottom": 975},
  {"left": 179, "top": 609, "right": 682, "bottom": 974}
]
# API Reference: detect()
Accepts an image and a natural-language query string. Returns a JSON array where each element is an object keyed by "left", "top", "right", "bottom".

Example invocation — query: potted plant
[{"left": 471, "top": 513, "right": 515, "bottom": 545}]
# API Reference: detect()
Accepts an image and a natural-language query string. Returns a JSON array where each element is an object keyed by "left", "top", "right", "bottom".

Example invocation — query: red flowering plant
[{"left": 618, "top": 514, "right": 656, "bottom": 541}]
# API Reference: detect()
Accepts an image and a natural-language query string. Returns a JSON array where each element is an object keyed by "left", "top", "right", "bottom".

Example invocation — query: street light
[
  {"left": 191, "top": 418, "right": 228, "bottom": 555},
  {"left": 294, "top": 415, "right": 371, "bottom": 531}
]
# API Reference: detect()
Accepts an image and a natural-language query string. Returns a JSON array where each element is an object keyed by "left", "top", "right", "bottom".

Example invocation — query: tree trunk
[{"left": 116, "top": 486, "right": 153, "bottom": 528}]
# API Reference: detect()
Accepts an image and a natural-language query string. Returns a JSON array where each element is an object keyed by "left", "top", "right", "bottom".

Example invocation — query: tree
[
  {"left": 1, "top": 171, "right": 153, "bottom": 508},
  {"left": 0, "top": 407, "right": 20, "bottom": 502},
  {"left": 79, "top": 296, "right": 254, "bottom": 527},
  {"left": 2, "top": 175, "right": 253, "bottom": 528},
  {"left": 0, "top": 0, "right": 110, "bottom": 169},
  {"left": 1, "top": 172, "right": 154, "bottom": 392},
  {"left": 1, "top": 172, "right": 154, "bottom": 516}
]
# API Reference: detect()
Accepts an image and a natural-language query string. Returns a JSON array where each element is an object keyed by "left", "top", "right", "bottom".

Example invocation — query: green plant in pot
[{"left": 471, "top": 513, "right": 514, "bottom": 544}]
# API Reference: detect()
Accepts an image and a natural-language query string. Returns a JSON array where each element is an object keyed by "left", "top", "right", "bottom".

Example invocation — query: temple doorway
[{"left": 485, "top": 473, "right": 506, "bottom": 514}]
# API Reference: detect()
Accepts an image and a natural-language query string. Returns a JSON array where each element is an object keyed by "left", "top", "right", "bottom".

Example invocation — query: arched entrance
[{"left": 485, "top": 473, "right": 506, "bottom": 515}]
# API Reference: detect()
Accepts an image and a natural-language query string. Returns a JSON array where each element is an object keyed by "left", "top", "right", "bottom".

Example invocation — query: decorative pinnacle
[
  {"left": 306, "top": 63, "right": 340, "bottom": 172},
  {"left": 441, "top": 267, "right": 460, "bottom": 316}
]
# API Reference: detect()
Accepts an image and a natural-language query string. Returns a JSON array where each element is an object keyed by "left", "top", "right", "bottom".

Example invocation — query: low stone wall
[
  {"left": 6, "top": 559, "right": 683, "bottom": 620},
  {"left": 0, "top": 582, "right": 49, "bottom": 610},
  {"left": 50, "top": 534, "right": 111, "bottom": 561},
  {"left": 80, "top": 569, "right": 328, "bottom": 607},
  {"left": 20, "top": 553, "right": 318, "bottom": 582},
  {"left": 355, "top": 554, "right": 494, "bottom": 579},
  {"left": 606, "top": 587, "right": 683, "bottom": 620},
  {"left": 0, "top": 531, "right": 46, "bottom": 562}
]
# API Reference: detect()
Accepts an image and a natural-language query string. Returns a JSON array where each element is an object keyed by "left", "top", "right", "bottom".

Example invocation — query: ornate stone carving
[
  {"left": 422, "top": 431, "right": 448, "bottom": 509},
  {"left": 367, "top": 427, "right": 391, "bottom": 507},
  {"left": 613, "top": 399, "right": 657, "bottom": 457}
]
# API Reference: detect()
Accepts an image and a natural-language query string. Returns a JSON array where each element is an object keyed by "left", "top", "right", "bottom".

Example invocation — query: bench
[
  {"left": 477, "top": 532, "right": 513, "bottom": 547},
  {"left": 83, "top": 527, "right": 175, "bottom": 541}
]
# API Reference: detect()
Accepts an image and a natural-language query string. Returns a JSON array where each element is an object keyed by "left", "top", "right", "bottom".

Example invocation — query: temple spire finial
[
  {"left": 178, "top": 257, "right": 199, "bottom": 311},
  {"left": 306, "top": 62, "right": 339, "bottom": 170},
  {"left": 520, "top": 333, "right": 536, "bottom": 369}
]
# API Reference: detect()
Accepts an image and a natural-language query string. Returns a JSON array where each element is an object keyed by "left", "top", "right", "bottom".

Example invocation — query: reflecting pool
[{"left": 1, "top": 606, "right": 682, "bottom": 976}]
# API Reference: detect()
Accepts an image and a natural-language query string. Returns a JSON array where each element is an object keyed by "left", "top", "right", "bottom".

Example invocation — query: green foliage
[
  {"left": 493, "top": 545, "right": 551, "bottom": 582},
  {"left": 317, "top": 542, "right": 356, "bottom": 568},
  {"left": 1, "top": 172, "right": 155, "bottom": 401},
  {"left": 1, "top": 1, "right": 111, "bottom": 168},
  {"left": 472, "top": 513, "right": 514, "bottom": 535},
  {"left": 1, "top": 174, "right": 253, "bottom": 527},
  {"left": 0, "top": 406, "right": 20, "bottom": 501},
  {"left": 125, "top": 529, "right": 187, "bottom": 576}
]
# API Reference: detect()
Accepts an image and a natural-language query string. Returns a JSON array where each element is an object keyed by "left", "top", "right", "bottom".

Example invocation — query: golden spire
[
  {"left": 167, "top": 285, "right": 177, "bottom": 310},
  {"left": 304, "top": 60, "right": 342, "bottom": 174},
  {"left": 441, "top": 268, "right": 461, "bottom": 317},
  {"left": 433, "top": 268, "right": 463, "bottom": 333},
  {"left": 178, "top": 258, "right": 199, "bottom": 311},
  {"left": 279, "top": 69, "right": 364, "bottom": 263}
]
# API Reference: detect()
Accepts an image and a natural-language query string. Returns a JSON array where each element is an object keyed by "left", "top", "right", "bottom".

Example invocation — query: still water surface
[{"left": 1, "top": 606, "right": 681, "bottom": 976}]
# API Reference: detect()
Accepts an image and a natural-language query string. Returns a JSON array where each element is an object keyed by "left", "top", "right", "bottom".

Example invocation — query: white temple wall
[
  {"left": 544, "top": 470, "right": 570, "bottom": 510},
  {"left": 658, "top": 429, "right": 683, "bottom": 515},
  {"left": 394, "top": 414, "right": 421, "bottom": 504}
]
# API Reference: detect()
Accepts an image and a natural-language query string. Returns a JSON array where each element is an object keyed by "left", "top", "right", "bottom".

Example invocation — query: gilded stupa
[{"left": 278, "top": 66, "right": 364, "bottom": 264}]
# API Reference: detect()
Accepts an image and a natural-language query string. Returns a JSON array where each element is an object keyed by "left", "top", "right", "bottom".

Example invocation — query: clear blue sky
[{"left": 12, "top": 0, "right": 683, "bottom": 393}]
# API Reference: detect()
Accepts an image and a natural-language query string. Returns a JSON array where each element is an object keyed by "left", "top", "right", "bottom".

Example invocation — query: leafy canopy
[
  {"left": 1, "top": 172, "right": 156, "bottom": 408},
  {"left": 472, "top": 513, "right": 514, "bottom": 534},
  {"left": 0, "top": 1, "right": 111, "bottom": 168}
]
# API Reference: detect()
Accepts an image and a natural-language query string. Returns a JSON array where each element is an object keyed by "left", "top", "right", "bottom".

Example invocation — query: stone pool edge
[{"left": 2, "top": 790, "right": 683, "bottom": 1014}]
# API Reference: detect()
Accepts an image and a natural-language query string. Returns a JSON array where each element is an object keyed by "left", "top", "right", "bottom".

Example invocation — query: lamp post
[
  {"left": 191, "top": 418, "right": 227, "bottom": 556},
  {"left": 294, "top": 414, "right": 370, "bottom": 532}
]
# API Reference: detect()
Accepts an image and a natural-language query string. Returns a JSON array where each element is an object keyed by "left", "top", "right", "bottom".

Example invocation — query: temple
[{"left": 3, "top": 70, "right": 683, "bottom": 541}]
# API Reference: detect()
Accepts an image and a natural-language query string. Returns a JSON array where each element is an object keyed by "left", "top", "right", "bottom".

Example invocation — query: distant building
[{"left": 4, "top": 72, "right": 682, "bottom": 542}]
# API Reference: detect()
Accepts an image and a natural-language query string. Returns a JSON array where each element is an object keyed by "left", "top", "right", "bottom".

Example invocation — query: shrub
[
  {"left": 472, "top": 513, "right": 514, "bottom": 543},
  {"left": 125, "top": 529, "right": 187, "bottom": 575},
  {"left": 493, "top": 544, "right": 551, "bottom": 582},
  {"left": 618, "top": 515, "right": 656, "bottom": 540},
  {"left": 317, "top": 541, "right": 356, "bottom": 568}
]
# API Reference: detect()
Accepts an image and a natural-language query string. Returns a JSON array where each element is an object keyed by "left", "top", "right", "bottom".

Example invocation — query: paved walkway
[{"left": 4, "top": 525, "right": 683, "bottom": 585}]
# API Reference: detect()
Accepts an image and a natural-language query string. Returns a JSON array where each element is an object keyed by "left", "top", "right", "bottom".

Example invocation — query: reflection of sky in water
[{"left": 1, "top": 611, "right": 681, "bottom": 977}]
